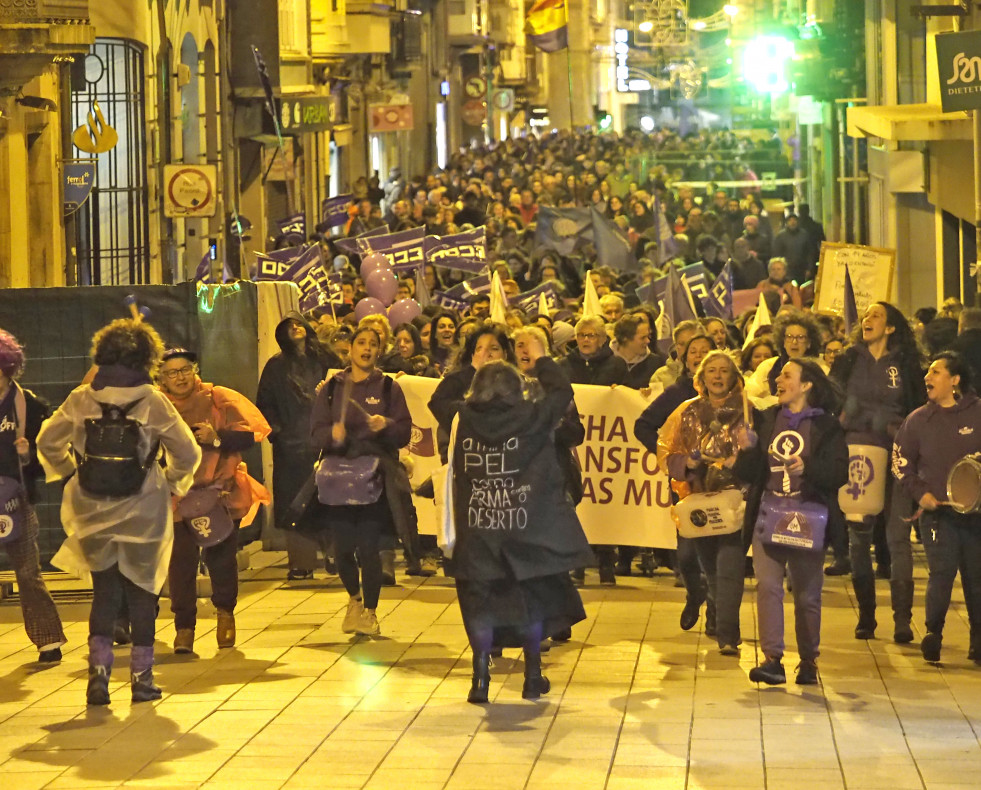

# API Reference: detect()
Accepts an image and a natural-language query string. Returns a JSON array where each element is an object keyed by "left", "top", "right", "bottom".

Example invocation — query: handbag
[
  {"left": 315, "top": 455, "right": 382, "bottom": 506},
  {"left": 0, "top": 475, "right": 24, "bottom": 544},
  {"left": 434, "top": 415, "right": 460, "bottom": 558},
  {"left": 756, "top": 490, "right": 828, "bottom": 552},
  {"left": 672, "top": 488, "right": 746, "bottom": 539},
  {"left": 177, "top": 485, "right": 235, "bottom": 548}
]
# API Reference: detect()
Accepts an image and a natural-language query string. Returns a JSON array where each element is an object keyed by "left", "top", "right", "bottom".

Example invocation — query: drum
[
  {"left": 947, "top": 453, "right": 981, "bottom": 513},
  {"left": 838, "top": 444, "right": 888, "bottom": 520}
]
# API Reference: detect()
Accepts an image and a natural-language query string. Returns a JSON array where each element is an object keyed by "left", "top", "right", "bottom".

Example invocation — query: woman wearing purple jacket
[
  {"left": 893, "top": 351, "right": 981, "bottom": 664},
  {"left": 310, "top": 326, "right": 412, "bottom": 637}
]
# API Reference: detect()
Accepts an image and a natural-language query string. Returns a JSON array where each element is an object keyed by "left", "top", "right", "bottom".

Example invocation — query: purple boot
[
  {"left": 87, "top": 635, "right": 113, "bottom": 706},
  {"left": 130, "top": 645, "right": 161, "bottom": 702}
]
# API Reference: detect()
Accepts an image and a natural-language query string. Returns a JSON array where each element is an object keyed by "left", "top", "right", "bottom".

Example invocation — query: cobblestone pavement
[{"left": 1, "top": 544, "right": 979, "bottom": 790}]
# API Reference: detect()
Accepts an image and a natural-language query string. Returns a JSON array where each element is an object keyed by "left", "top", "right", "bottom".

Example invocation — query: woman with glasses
[
  {"left": 557, "top": 316, "right": 626, "bottom": 387},
  {"left": 745, "top": 311, "right": 824, "bottom": 410}
]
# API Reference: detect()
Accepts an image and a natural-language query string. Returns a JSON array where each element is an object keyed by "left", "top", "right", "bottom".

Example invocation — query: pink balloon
[
  {"left": 354, "top": 296, "right": 386, "bottom": 321},
  {"left": 387, "top": 298, "right": 422, "bottom": 327},
  {"left": 365, "top": 267, "right": 399, "bottom": 306},
  {"left": 359, "top": 252, "right": 390, "bottom": 278}
]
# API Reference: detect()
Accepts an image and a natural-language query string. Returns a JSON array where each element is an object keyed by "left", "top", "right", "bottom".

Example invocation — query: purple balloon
[
  {"left": 354, "top": 297, "right": 387, "bottom": 321},
  {"left": 387, "top": 298, "right": 422, "bottom": 326},
  {"left": 365, "top": 267, "right": 399, "bottom": 306},
  {"left": 359, "top": 252, "right": 390, "bottom": 278}
]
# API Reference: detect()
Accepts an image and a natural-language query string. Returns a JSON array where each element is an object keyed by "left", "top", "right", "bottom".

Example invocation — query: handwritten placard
[{"left": 814, "top": 242, "right": 896, "bottom": 316}]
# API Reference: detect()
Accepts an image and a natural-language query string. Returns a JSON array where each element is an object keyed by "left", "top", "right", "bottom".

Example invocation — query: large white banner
[{"left": 397, "top": 375, "right": 678, "bottom": 548}]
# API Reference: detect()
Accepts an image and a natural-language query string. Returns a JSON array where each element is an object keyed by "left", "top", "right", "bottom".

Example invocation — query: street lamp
[
  {"left": 638, "top": 21, "right": 653, "bottom": 33},
  {"left": 723, "top": 4, "right": 739, "bottom": 17}
]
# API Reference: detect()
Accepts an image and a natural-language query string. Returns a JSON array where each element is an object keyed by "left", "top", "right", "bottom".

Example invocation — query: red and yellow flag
[{"left": 525, "top": 0, "right": 568, "bottom": 53}]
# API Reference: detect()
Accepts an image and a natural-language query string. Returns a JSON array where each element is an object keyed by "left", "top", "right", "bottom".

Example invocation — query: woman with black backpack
[
  {"left": 0, "top": 328, "right": 66, "bottom": 663},
  {"left": 37, "top": 319, "right": 201, "bottom": 706}
]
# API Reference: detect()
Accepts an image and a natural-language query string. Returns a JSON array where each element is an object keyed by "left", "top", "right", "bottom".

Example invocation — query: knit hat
[{"left": 551, "top": 321, "right": 575, "bottom": 350}]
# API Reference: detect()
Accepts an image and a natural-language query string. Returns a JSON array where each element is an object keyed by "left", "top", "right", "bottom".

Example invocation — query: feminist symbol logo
[
  {"left": 191, "top": 517, "right": 212, "bottom": 538},
  {"left": 887, "top": 366, "right": 900, "bottom": 389},
  {"left": 845, "top": 453, "right": 875, "bottom": 500},
  {"left": 770, "top": 430, "right": 804, "bottom": 493}
]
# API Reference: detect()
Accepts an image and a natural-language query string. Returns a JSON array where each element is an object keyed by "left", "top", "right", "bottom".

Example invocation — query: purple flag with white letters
[
  {"left": 424, "top": 227, "right": 487, "bottom": 273},
  {"left": 321, "top": 194, "right": 353, "bottom": 228}
]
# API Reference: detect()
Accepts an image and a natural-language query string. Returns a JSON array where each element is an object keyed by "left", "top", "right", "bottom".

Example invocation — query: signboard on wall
[
  {"left": 163, "top": 164, "right": 218, "bottom": 218},
  {"left": 936, "top": 29, "right": 981, "bottom": 112},
  {"left": 813, "top": 242, "right": 896, "bottom": 317},
  {"left": 368, "top": 104, "right": 415, "bottom": 132},
  {"left": 280, "top": 96, "right": 338, "bottom": 132}
]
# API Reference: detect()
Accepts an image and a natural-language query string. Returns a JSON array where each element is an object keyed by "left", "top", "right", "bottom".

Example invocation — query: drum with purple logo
[{"left": 838, "top": 444, "right": 888, "bottom": 520}]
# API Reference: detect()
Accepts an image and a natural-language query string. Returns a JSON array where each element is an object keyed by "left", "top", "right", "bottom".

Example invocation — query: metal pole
[
  {"left": 837, "top": 102, "right": 847, "bottom": 242},
  {"left": 975, "top": 107, "right": 981, "bottom": 300},
  {"left": 851, "top": 102, "right": 861, "bottom": 245}
]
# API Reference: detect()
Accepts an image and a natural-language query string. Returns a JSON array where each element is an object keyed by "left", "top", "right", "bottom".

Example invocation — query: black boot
[
  {"left": 890, "top": 579, "right": 914, "bottom": 643},
  {"left": 852, "top": 574, "right": 877, "bottom": 639},
  {"left": 597, "top": 548, "right": 617, "bottom": 586},
  {"left": 522, "top": 650, "right": 551, "bottom": 700},
  {"left": 467, "top": 652, "right": 490, "bottom": 704}
]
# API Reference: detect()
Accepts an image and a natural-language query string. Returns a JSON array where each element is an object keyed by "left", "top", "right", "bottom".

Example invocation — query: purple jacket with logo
[{"left": 892, "top": 393, "right": 981, "bottom": 503}]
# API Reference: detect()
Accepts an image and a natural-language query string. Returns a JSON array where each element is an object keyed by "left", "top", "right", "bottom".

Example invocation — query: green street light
[{"left": 742, "top": 35, "right": 795, "bottom": 94}]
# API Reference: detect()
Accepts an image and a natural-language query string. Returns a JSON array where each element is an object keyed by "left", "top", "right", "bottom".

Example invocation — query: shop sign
[
  {"left": 280, "top": 96, "right": 338, "bottom": 132},
  {"left": 368, "top": 104, "right": 415, "bottom": 132},
  {"left": 936, "top": 29, "right": 981, "bottom": 112},
  {"left": 63, "top": 161, "right": 96, "bottom": 216}
]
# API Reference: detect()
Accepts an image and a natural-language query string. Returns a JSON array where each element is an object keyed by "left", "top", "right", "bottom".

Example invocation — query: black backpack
[{"left": 77, "top": 399, "right": 157, "bottom": 498}]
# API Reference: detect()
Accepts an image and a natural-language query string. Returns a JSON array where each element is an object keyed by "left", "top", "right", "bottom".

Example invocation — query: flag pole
[{"left": 564, "top": 0, "right": 575, "bottom": 135}]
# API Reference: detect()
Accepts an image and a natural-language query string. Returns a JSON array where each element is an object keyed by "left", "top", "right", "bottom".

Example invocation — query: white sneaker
[
  {"left": 342, "top": 598, "right": 364, "bottom": 633},
  {"left": 356, "top": 608, "right": 380, "bottom": 636}
]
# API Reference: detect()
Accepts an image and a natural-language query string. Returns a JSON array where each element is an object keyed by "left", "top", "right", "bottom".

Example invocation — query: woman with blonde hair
[{"left": 658, "top": 350, "right": 750, "bottom": 656}]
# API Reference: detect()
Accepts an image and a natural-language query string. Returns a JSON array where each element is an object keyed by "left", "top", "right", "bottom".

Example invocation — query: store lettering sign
[
  {"left": 280, "top": 96, "right": 338, "bottom": 132},
  {"left": 936, "top": 29, "right": 981, "bottom": 112}
]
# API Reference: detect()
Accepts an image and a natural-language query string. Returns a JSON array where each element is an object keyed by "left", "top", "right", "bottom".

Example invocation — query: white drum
[
  {"left": 672, "top": 489, "right": 746, "bottom": 539},
  {"left": 947, "top": 454, "right": 981, "bottom": 514},
  {"left": 838, "top": 444, "right": 889, "bottom": 520}
]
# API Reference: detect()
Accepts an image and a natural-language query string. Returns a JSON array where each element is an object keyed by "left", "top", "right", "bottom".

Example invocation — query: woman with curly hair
[
  {"left": 0, "top": 329, "right": 66, "bottom": 663},
  {"left": 745, "top": 310, "right": 824, "bottom": 410},
  {"left": 37, "top": 319, "right": 201, "bottom": 705}
]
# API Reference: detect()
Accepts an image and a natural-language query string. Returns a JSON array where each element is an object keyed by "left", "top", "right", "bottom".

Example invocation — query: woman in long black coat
[
  {"left": 450, "top": 354, "right": 593, "bottom": 704},
  {"left": 256, "top": 314, "right": 339, "bottom": 579}
]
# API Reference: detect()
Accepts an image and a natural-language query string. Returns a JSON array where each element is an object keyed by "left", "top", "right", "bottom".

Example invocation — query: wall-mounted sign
[
  {"left": 368, "top": 104, "right": 415, "bottom": 132},
  {"left": 63, "top": 161, "right": 96, "bottom": 216},
  {"left": 614, "top": 29, "right": 650, "bottom": 93},
  {"left": 936, "top": 29, "right": 981, "bottom": 112},
  {"left": 491, "top": 89, "right": 515, "bottom": 112},
  {"left": 164, "top": 164, "right": 217, "bottom": 218},
  {"left": 461, "top": 99, "right": 487, "bottom": 126},
  {"left": 280, "top": 96, "right": 338, "bottom": 132},
  {"left": 72, "top": 101, "right": 118, "bottom": 154},
  {"left": 464, "top": 77, "right": 487, "bottom": 98}
]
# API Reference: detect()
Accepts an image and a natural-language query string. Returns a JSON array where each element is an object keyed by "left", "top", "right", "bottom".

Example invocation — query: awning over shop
[{"left": 847, "top": 102, "right": 972, "bottom": 141}]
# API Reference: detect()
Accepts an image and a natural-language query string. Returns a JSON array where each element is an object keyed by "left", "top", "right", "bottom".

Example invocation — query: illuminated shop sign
[{"left": 614, "top": 29, "right": 651, "bottom": 93}]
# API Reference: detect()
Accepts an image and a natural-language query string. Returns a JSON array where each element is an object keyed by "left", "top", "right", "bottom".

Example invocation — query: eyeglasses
[
  {"left": 784, "top": 334, "right": 809, "bottom": 343},
  {"left": 161, "top": 366, "right": 195, "bottom": 380},
  {"left": 577, "top": 332, "right": 602, "bottom": 341}
]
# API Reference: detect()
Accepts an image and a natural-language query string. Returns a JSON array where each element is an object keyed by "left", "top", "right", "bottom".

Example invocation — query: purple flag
[
  {"left": 335, "top": 226, "right": 425, "bottom": 271},
  {"left": 844, "top": 264, "right": 858, "bottom": 332},
  {"left": 297, "top": 267, "right": 344, "bottom": 312},
  {"left": 276, "top": 213, "right": 306, "bottom": 246},
  {"left": 279, "top": 244, "right": 323, "bottom": 282},
  {"left": 534, "top": 207, "right": 592, "bottom": 256},
  {"left": 590, "top": 207, "right": 637, "bottom": 271},
  {"left": 415, "top": 265, "right": 432, "bottom": 308},
  {"left": 333, "top": 224, "right": 394, "bottom": 255},
  {"left": 445, "top": 273, "right": 492, "bottom": 301},
  {"left": 424, "top": 227, "right": 487, "bottom": 273},
  {"left": 703, "top": 261, "right": 734, "bottom": 320},
  {"left": 321, "top": 194, "right": 353, "bottom": 228},
  {"left": 653, "top": 197, "right": 680, "bottom": 265},
  {"left": 431, "top": 291, "right": 470, "bottom": 312},
  {"left": 254, "top": 244, "right": 313, "bottom": 280},
  {"left": 193, "top": 250, "right": 213, "bottom": 283},
  {"left": 509, "top": 282, "right": 562, "bottom": 314},
  {"left": 656, "top": 264, "right": 698, "bottom": 355}
]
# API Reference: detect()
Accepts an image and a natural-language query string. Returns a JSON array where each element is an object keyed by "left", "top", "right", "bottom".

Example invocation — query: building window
[{"left": 70, "top": 38, "right": 150, "bottom": 285}]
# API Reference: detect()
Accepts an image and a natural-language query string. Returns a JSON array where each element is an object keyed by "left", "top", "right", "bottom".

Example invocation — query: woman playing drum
[{"left": 893, "top": 351, "right": 981, "bottom": 664}]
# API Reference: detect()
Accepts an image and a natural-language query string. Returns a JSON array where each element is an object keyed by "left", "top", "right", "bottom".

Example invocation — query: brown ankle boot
[{"left": 216, "top": 609, "right": 236, "bottom": 648}]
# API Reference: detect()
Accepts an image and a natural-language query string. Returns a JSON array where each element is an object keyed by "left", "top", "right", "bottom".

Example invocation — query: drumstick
[{"left": 338, "top": 374, "right": 354, "bottom": 425}]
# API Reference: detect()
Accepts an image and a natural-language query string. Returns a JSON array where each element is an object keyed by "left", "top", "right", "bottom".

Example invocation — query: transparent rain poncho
[{"left": 36, "top": 384, "right": 201, "bottom": 594}]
